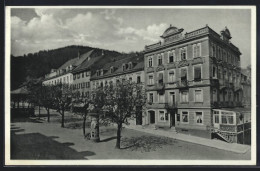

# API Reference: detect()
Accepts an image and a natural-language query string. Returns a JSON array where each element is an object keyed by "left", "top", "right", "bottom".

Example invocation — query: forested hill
[{"left": 11, "top": 45, "right": 123, "bottom": 90}]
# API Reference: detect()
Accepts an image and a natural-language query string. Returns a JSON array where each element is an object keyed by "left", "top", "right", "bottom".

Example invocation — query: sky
[{"left": 10, "top": 8, "right": 252, "bottom": 68}]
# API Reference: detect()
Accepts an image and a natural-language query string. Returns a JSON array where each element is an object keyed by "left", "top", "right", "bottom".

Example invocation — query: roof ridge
[{"left": 105, "top": 54, "right": 140, "bottom": 65}]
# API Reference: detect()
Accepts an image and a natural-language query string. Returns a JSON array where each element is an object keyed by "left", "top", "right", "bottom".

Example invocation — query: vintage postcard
[{"left": 5, "top": 6, "right": 257, "bottom": 165}]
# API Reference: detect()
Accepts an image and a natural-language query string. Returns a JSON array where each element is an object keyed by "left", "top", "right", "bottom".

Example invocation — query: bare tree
[
  {"left": 40, "top": 85, "right": 55, "bottom": 122},
  {"left": 72, "top": 91, "right": 90, "bottom": 138},
  {"left": 96, "top": 81, "right": 146, "bottom": 149},
  {"left": 26, "top": 79, "right": 43, "bottom": 117},
  {"left": 52, "top": 83, "right": 73, "bottom": 128},
  {"left": 87, "top": 85, "right": 108, "bottom": 141}
]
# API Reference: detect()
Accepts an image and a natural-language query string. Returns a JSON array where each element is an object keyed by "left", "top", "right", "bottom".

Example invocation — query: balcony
[
  {"left": 210, "top": 79, "right": 219, "bottom": 87},
  {"left": 218, "top": 101, "right": 236, "bottom": 108},
  {"left": 146, "top": 67, "right": 155, "bottom": 73},
  {"left": 146, "top": 83, "right": 165, "bottom": 92},
  {"left": 146, "top": 103, "right": 168, "bottom": 109},
  {"left": 192, "top": 57, "right": 204, "bottom": 65},
  {"left": 235, "top": 101, "right": 243, "bottom": 107},
  {"left": 229, "top": 82, "right": 234, "bottom": 89},
  {"left": 165, "top": 102, "right": 178, "bottom": 109},
  {"left": 177, "top": 80, "right": 189, "bottom": 88},
  {"left": 211, "top": 102, "right": 220, "bottom": 108}
]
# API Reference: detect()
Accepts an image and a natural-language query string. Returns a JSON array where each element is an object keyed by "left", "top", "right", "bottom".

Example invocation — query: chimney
[
  {"left": 78, "top": 50, "right": 80, "bottom": 59},
  {"left": 102, "top": 50, "right": 104, "bottom": 56}
]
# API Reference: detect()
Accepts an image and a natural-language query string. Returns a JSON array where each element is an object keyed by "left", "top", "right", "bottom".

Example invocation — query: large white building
[{"left": 42, "top": 50, "right": 94, "bottom": 86}]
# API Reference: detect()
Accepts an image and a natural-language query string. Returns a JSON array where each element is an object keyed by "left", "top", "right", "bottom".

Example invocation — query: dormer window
[
  {"left": 128, "top": 62, "right": 133, "bottom": 69},
  {"left": 96, "top": 70, "right": 101, "bottom": 76},
  {"left": 123, "top": 63, "right": 129, "bottom": 71}
]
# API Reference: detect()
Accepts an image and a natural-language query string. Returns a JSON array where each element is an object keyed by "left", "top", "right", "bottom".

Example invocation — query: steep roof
[
  {"left": 73, "top": 50, "right": 94, "bottom": 66},
  {"left": 58, "top": 49, "right": 94, "bottom": 70},
  {"left": 58, "top": 58, "right": 78, "bottom": 70},
  {"left": 11, "top": 86, "right": 29, "bottom": 95},
  {"left": 72, "top": 55, "right": 104, "bottom": 73},
  {"left": 91, "top": 53, "right": 144, "bottom": 80}
]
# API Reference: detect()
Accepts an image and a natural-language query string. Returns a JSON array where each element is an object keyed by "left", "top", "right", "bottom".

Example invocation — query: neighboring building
[
  {"left": 71, "top": 50, "right": 104, "bottom": 100},
  {"left": 143, "top": 24, "right": 247, "bottom": 141},
  {"left": 241, "top": 69, "right": 251, "bottom": 108},
  {"left": 42, "top": 50, "right": 94, "bottom": 86},
  {"left": 90, "top": 54, "right": 145, "bottom": 125}
]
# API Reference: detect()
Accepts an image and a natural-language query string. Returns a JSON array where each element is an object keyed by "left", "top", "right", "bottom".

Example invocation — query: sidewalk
[{"left": 124, "top": 124, "right": 251, "bottom": 154}]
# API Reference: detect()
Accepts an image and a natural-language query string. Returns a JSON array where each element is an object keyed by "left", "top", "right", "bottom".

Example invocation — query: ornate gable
[{"left": 160, "top": 24, "right": 184, "bottom": 44}]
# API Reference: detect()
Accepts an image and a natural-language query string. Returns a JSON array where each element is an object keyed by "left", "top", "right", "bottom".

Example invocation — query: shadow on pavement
[
  {"left": 121, "top": 135, "right": 177, "bottom": 152},
  {"left": 11, "top": 128, "right": 95, "bottom": 159},
  {"left": 11, "top": 117, "right": 44, "bottom": 123},
  {"left": 100, "top": 136, "right": 117, "bottom": 142}
]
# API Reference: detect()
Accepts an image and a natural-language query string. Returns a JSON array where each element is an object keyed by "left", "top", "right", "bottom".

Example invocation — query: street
[{"left": 10, "top": 111, "right": 251, "bottom": 160}]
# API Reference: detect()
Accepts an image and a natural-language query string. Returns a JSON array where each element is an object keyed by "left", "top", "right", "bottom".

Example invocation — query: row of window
[
  {"left": 93, "top": 76, "right": 142, "bottom": 88},
  {"left": 73, "top": 72, "right": 90, "bottom": 80},
  {"left": 72, "top": 82, "right": 91, "bottom": 90},
  {"left": 148, "top": 89, "right": 203, "bottom": 104},
  {"left": 148, "top": 65, "right": 202, "bottom": 85},
  {"left": 156, "top": 110, "right": 203, "bottom": 124},
  {"left": 96, "top": 62, "right": 135, "bottom": 77},
  {"left": 158, "top": 110, "right": 236, "bottom": 125},
  {"left": 45, "top": 75, "right": 72, "bottom": 85},
  {"left": 211, "top": 42, "right": 239, "bottom": 66},
  {"left": 147, "top": 43, "right": 201, "bottom": 67},
  {"left": 176, "top": 111, "right": 203, "bottom": 124},
  {"left": 213, "top": 110, "right": 235, "bottom": 125},
  {"left": 212, "top": 66, "right": 241, "bottom": 84}
]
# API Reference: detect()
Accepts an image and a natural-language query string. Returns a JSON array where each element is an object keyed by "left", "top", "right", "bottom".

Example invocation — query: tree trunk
[
  {"left": 38, "top": 105, "right": 40, "bottom": 118},
  {"left": 96, "top": 115, "right": 100, "bottom": 140},
  {"left": 61, "top": 110, "right": 64, "bottom": 128},
  {"left": 47, "top": 108, "right": 50, "bottom": 122},
  {"left": 115, "top": 123, "right": 122, "bottom": 149},
  {"left": 83, "top": 112, "right": 87, "bottom": 137}
]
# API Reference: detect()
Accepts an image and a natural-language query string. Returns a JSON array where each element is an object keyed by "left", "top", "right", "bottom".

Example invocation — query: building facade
[
  {"left": 42, "top": 50, "right": 94, "bottom": 86},
  {"left": 71, "top": 51, "right": 104, "bottom": 100},
  {"left": 144, "top": 25, "right": 244, "bottom": 139},
  {"left": 241, "top": 70, "right": 251, "bottom": 108},
  {"left": 90, "top": 54, "right": 145, "bottom": 125}
]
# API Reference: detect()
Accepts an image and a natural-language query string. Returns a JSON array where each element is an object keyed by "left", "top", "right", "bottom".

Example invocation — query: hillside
[{"left": 11, "top": 45, "right": 123, "bottom": 90}]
